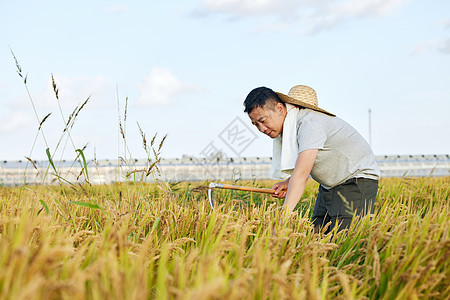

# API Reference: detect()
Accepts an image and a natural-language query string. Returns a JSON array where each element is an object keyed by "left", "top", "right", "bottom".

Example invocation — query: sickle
[{"left": 207, "top": 182, "right": 275, "bottom": 209}]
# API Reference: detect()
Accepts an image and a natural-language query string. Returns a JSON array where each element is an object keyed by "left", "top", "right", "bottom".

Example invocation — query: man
[{"left": 244, "top": 85, "right": 380, "bottom": 233}]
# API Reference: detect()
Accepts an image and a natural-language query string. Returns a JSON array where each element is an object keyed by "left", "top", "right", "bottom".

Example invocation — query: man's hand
[{"left": 272, "top": 178, "right": 290, "bottom": 198}]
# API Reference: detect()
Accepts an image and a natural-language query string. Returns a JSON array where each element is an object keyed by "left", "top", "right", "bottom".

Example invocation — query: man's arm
[{"left": 281, "top": 149, "right": 318, "bottom": 213}]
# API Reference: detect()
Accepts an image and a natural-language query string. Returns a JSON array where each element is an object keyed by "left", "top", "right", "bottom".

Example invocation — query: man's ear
[{"left": 276, "top": 102, "right": 285, "bottom": 113}]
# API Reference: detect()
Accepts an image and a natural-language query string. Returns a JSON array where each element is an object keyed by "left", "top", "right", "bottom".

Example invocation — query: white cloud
[
  {"left": 250, "top": 20, "right": 290, "bottom": 34},
  {"left": 102, "top": 5, "right": 128, "bottom": 14},
  {"left": 412, "top": 39, "right": 438, "bottom": 55},
  {"left": 438, "top": 18, "right": 450, "bottom": 29},
  {"left": 413, "top": 20, "right": 450, "bottom": 55},
  {"left": 10, "top": 75, "right": 112, "bottom": 110},
  {"left": 198, "top": 0, "right": 304, "bottom": 18},
  {"left": 51, "top": 75, "right": 111, "bottom": 108},
  {"left": 412, "top": 38, "right": 450, "bottom": 55},
  {"left": 194, "top": 0, "right": 410, "bottom": 34},
  {"left": 438, "top": 38, "right": 450, "bottom": 54},
  {"left": 0, "top": 111, "right": 32, "bottom": 134},
  {"left": 136, "top": 68, "right": 201, "bottom": 107},
  {"left": 297, "top": 0, "right": 409, "bottom": 35},
  {"left": 332, "top": 0, "right": 406, "bottom": 18}
]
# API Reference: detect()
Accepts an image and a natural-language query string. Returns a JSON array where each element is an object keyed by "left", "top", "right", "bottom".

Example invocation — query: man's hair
[{"left": 243, "top": 86, "right": 285, "bottom": 114}]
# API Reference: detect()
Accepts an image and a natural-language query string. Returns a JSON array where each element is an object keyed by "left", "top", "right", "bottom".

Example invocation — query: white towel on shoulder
[{"left": 270, "top": 103, "right": 300, "bottom": 179}]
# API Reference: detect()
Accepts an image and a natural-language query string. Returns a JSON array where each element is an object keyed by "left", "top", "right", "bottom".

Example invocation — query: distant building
[{"left": 1, "top": 154, "right": 449, "bottom": 186}]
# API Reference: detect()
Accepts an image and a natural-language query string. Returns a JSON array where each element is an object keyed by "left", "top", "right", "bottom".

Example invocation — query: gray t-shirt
[{"left": 296, "top": 109, "right": 380, "bottom": 189}]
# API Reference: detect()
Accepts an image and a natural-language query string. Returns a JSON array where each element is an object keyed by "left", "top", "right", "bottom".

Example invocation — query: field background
[{"left": 0, "top": 177, "right": 448, "bottom": 299}]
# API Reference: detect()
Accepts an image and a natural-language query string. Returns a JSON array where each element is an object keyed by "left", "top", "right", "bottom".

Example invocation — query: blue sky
[{"left": 1, "top": 0, "right": 449, "bottom": 161}]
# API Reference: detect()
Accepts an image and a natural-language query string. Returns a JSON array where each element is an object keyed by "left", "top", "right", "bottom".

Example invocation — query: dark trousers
[{"left": 312, "top": 177, "right": 379, "bottom": 234}]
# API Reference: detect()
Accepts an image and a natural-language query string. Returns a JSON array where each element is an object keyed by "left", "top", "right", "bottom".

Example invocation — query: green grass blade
[
  {"left": 76, "top": 148, "right": 90, "bottom": 182},
  {"left": 51, "top": 173, "right": 77, "bottom": 188},
  {"left": 151, "top": 217, "right": 161, "bottom": 233},
  {"left": 39, "top": 200, "right": 50, "bottom": 215},
  {"left": 46, "top": 147, "right": 57, "bottom": 174},
  {"left": 68, "top": 201, "right": 102, "bottom": 210}
]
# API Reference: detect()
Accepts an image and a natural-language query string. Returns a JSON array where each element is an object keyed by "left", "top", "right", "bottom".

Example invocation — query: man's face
[{"left": 248, "top": 101, "right": 287, "bottom": 139}]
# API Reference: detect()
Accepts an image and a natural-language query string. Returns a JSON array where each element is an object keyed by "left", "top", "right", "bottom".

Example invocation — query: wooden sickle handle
[{"left": 221, "top": 184, "right": 275, "bottom": 194}]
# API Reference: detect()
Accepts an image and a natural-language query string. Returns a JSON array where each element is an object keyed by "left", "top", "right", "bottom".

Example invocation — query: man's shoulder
[
  {"left": 297, "top": 109, "right": 336, "bottom": 127},
  {"left": 297, "top": 108, "right": 335, "bottom": 119},
  {"left": 296, "top": 110, "right": 328, "bottom": 138}
]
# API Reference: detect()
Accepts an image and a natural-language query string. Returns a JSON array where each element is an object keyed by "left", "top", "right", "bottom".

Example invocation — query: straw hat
[{"left": 276, "top": 85, "right": 335, "bottom": 116}]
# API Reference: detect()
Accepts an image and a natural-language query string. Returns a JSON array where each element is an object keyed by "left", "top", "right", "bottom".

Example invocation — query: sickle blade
[{"left": 208, "top": 188, "right": 214, "bottom": 209}]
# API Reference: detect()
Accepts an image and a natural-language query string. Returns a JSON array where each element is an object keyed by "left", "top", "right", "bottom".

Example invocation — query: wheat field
[
  {"left": 4, "top": 56, "right": 449, "bottom": 299},
  {"left": 0, "top": 177, "right": 448, "bottom": 299}
]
